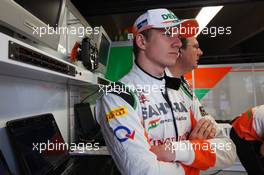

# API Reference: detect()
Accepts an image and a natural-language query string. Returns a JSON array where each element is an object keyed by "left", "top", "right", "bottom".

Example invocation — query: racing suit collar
[
  {"left": 164, "top": 75, "right": 181, "bottom": 90},
  {"left": 122, "top": 63, "right": 166, "bottom": 94},
  {"left": 135, "top": 60, "right": 164, "bottom": 81},
  {"left": 164, "top": 68, "right": 182, "bottom": 90},
  {"left": 131, "top": 63, "right": 182, "bottom": 91}
]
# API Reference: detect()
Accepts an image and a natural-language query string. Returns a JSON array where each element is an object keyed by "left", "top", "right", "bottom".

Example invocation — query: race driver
[{"left": 96, "top": 8, "right": 236, "bottom": 175}]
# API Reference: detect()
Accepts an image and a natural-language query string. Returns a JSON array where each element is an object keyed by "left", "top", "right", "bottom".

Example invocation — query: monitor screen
[
  {"left": 0, "top": 150, "right": 11, "bottom": 175},
  {"left": 99, "top": 34, "right": 111, "bottom": 67},
  {"left": 14, "top": 0, "right": 63, "bottom": 28},
  {"left": 6, "top": 114, "right": 69, "bottom": 175},
  {"left": 95, "top": 26, "right": 112, "bottom": 74}
]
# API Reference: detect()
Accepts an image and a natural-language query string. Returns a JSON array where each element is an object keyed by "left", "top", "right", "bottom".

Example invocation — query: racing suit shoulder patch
[
  {"left": 108, "top": 82, "right": 137, "bottom": 109},
  {"left": 106, "top": 106, "right": 128, "bottom": 122},
  {"left": 199, "top": 106, "right": 209, "bottom": 116}
]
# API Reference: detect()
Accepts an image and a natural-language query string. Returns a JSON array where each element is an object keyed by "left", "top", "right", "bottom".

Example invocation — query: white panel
[
  {"left": 198, "top": 64, "right": 264, "bottom": 120},
  {"left": 254, "top": 71, "right": 264, "bottom": 105},
  {"left": 0, "top": 76, "right": 67, "bottom": 121},
  {"left": 0, "top": 75, "right": 68, "bottom": 175}
]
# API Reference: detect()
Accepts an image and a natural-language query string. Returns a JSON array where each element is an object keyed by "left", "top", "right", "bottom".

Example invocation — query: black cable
[
  {"left": 80, "top": 87, "right": 99, "bottom": 103},
  {"left": 161, "top": 88, "right": 179, "bottom": 141},
  {"left": 209, "top": 170, "right": 222, "bottom": 175}
]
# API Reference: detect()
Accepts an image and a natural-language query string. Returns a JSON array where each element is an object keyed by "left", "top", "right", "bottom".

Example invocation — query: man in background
[{"left": 169, "top": 36, "right": 203, "bottom": 78}]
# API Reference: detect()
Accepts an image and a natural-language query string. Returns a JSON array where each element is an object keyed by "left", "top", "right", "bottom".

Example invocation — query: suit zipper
[{"left": 161, "top": 88, "right": 179, "bottom": 141}]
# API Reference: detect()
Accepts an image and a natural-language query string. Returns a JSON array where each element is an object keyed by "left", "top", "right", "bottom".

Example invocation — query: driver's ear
[{"left": 135, "top": 34, "right": 147, "bottom": 50}]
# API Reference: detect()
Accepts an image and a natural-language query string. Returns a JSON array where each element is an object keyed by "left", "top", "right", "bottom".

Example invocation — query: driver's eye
[
  {"left": 163, "top": 32, "right": 171, "bottom": 37},
  {"left": 193, "top": 45, "right": 200, "bottom": 49}
]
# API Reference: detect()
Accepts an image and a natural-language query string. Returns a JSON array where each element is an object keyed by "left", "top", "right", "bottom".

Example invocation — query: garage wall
[{"left": 186, "top": 63, "right": 264, "bottom": 120}]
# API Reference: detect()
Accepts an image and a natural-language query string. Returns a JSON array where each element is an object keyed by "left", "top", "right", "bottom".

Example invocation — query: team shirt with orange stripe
[
  {"left": 232, "top": 105, "right": 264, "bottom": 141},
  {"left": 96, "top": 64, "right": 236, "bottom": 175}
]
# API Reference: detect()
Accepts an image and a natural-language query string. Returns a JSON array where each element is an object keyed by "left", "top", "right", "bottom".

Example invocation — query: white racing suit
[{"left": 96, "top": 63, "right": 236, "bottom": 175}]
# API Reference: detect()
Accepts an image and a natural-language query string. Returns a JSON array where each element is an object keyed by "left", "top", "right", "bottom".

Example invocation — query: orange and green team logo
[
  {"left": 106, "top": 106, "right": 128, "bottom": 122},
  {"left": 184, "top": 67, "right": 232, "bottom": 100},
  {"left": 247, "top": 110, "right": 252, "bottom": 120},
  {"left": 148, "top": 118, "right": 161, "bottom": 131}
]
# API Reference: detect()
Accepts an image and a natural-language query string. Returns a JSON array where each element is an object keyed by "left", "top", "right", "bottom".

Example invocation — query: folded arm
[{"left": 96, "top": 93, "right": 199, "bottom": 175}]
